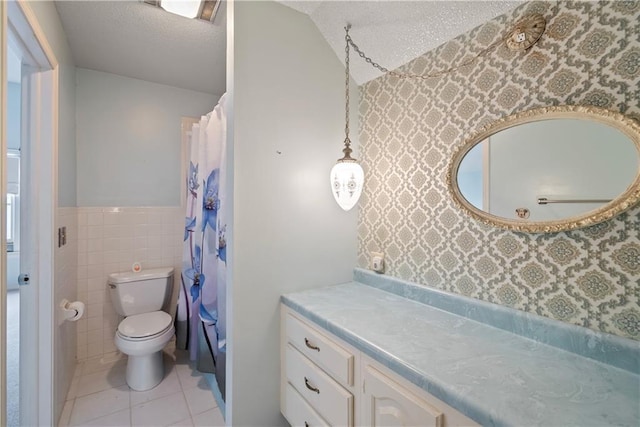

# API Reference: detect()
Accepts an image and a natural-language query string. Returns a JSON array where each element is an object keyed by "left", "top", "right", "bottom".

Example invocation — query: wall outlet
[{"left": 371, "top": 252, "right": 385, "bottom": 273}]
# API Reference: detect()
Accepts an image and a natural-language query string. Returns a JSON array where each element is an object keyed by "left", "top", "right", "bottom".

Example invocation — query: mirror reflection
[{"left": 456, "top": 119, "right": 639, "bottom": 222}]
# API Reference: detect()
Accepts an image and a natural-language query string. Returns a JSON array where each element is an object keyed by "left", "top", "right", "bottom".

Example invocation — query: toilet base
[
  {"left": 114, "top": 323, "right": 174, "bottom": 391},
  {"left": 126, "top": 351, "right": 164, "bottom": 391}
]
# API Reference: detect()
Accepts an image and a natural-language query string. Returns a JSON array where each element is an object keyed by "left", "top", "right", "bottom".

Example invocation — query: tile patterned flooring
[{"left": 59, "top": 343, "right": 224, "bottom": 426}]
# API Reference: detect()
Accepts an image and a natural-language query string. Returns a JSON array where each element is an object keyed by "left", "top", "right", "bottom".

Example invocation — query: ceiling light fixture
[
  {"left": 330, "top": 25, "right": 364, "bottom": 212},
  {"left": 160, "top": 0, "right": 200, "bottom": 19},
  {"left": 143, "top": 0, "right": 220, "bottom": 22}
]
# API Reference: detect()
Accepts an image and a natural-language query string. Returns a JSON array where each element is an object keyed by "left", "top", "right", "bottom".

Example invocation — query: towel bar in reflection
[{"left": 537, "top": 197, "right": 612, "bottom": 205}]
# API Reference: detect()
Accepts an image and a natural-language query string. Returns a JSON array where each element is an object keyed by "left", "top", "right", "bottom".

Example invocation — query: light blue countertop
[{"left": 282, "top": 278, "right": 640, "bottom": 427}]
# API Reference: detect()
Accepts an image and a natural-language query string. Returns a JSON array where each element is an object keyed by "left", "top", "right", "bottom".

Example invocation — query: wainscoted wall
[
  {"left": 358, "top": 1, "right": 640, "bottom": 340},
  {"left": 54, "top": 208, "right": 78, "bottom": 422},
  {"left": 76, "top": 207, "right": 183, "bottom": 360}
]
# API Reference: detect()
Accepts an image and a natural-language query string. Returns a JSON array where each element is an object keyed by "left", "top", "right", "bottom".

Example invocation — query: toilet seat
[{"left": 118, "top": 311, "right": 172, "bottom": 341}]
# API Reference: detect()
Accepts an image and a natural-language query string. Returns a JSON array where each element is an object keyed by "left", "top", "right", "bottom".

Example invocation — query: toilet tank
[{"left": 108, "top": 267, "right": 174, "bottom": 316}]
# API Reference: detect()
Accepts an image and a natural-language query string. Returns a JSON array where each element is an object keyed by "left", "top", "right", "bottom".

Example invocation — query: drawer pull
[
  {"left": 304, "top": 376, "right": 320, "bottom": 394},
  {"left": 304, "top": 338, "right": 320, "bottom": 352}
]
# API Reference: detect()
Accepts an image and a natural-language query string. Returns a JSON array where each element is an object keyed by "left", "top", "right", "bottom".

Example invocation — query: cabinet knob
[
  {"left": 304, "top": 338, "right": 320, "bottom": 352},
  {"left": 304, "top": 376, "right": 320, "bottom": 394}
]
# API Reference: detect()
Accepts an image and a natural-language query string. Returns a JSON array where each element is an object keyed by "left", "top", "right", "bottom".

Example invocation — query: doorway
[
  {"left": 5, "top": 40, "right": 21, "bottom": 427},
  {"left": 2, "top": 1, "right": 58, "bottom": 425}
]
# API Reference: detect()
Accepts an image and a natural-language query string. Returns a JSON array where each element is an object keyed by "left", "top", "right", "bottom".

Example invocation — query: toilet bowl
[
  {"left": 108, "top": 267, "right": 175, "bottom": 391},
  {"left": 114, "top": 311, "right": 174, "bottom": 391}
]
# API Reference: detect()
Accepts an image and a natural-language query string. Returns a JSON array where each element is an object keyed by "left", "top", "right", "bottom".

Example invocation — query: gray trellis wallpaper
[{"left": 358, "top": 0, "right": 640, "bottom": 340}]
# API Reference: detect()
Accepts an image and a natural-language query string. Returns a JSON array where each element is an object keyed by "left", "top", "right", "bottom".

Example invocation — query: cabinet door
[{"left": 363, "top": 364, "right": 443, "bottom": 427}]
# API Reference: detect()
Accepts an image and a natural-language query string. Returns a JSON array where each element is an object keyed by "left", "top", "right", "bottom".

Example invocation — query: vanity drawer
[
  {"left": 286, "top": 313, "right": 354, "bottom": 386},
  {"left": 282, "top": 382, "right": 330, "bottom": 427},
  {"left": 286, "top": 344, "right": 353, "bottom": 427}
]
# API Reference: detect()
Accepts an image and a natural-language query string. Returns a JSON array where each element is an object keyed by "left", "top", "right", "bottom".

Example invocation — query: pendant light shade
[{"left": 331, "top": 160, "right": 364, "bottom": 211}]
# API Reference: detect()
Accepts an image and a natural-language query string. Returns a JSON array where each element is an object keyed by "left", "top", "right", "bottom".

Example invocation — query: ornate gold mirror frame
[{"left": 447, "top": 105, "right": 640, "bottom": 233}]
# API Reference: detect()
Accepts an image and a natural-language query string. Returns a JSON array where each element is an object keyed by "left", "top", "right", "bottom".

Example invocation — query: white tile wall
[{"left": 76, "top": 207, "right": 183, "bottom": 361}]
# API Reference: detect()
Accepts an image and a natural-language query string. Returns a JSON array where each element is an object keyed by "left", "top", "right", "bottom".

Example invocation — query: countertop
[{"left": 282, "top": 278, "right": 640, "bottom": 427}]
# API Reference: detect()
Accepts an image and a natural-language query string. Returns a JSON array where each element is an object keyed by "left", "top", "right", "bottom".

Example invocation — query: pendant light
[
  {"left": 330, "top": 14, "right": 546, "bottom": 211},
  {"left": 330, "top": 25, "right": 364, "bottom": 211}
]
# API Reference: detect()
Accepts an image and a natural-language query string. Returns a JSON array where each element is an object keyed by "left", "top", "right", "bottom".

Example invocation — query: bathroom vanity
[
  {"left": 280, "top": 269, "right": 639, "bottom": 427},
  {"left": 281, "top": 306, "right": 478, "bottom": 426}
]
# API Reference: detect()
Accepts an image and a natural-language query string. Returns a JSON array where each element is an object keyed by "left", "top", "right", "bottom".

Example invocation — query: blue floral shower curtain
[{"left": 176, "top": 94, "right": 227, "bottom": 399}]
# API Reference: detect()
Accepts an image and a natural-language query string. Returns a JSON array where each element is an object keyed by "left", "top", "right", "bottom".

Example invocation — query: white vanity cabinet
[
  {"left": 281, "top": 308, "right": 358, "bottom": 426},
  {"left": 281, "top": 305, "right": 479, "bottom": 427}
]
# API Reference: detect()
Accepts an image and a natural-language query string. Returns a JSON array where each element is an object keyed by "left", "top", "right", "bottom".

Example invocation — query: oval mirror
[{"left": 448, "top": 106, "right": 640, "bottom": 233}]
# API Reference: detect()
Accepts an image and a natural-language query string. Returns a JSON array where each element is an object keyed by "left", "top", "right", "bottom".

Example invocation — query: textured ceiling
[
  {"left": 55, "top": 0, "right": 225, "bottom": 95},
  {"left": 54, "top": 1, "right": 524, "bottom": 93},
  {"left": 282, "top": 1, "right": 526, "bottom": 85}
]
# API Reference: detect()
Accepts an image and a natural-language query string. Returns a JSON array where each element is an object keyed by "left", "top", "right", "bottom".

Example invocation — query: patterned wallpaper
[{"left": 358, "top": 1, "right": 640, "bottom": 340}]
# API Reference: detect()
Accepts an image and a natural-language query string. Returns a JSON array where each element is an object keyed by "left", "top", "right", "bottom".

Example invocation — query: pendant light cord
[
  {"left": 346, "top": 32, "right": 506, "bottom": 80},
  {"left": 345, "top": 25, "right": 351, "bottom": 144},
  {"left": 340, "top": 25, "right": 354, "bottom": 161}
]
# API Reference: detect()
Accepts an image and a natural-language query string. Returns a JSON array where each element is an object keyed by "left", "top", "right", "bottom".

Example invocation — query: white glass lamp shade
[
  {"left": 330, "top": 160, "right": 364, "bottom": 211},
  {"left": 160, "top": 0, "right": 201, "bottom": 18}
]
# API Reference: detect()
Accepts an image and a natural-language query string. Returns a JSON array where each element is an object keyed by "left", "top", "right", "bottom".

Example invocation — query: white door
[{"left": 2, "top": 1, "right": 58, "bottom": 425}]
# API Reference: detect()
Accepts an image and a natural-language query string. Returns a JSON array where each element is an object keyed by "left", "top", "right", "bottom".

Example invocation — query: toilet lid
[{"left": 118, "top": 311, "right": 172, "bottom": 338}]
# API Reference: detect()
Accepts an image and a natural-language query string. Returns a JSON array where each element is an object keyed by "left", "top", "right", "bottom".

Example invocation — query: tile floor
[{"left": 59, "top": 342, "right": 224, "bottom": 426}]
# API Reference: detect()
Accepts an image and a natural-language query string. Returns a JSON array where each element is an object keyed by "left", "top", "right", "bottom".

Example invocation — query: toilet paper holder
[{"left": 60, "top": 299, "right": 85, "bottom": 322}]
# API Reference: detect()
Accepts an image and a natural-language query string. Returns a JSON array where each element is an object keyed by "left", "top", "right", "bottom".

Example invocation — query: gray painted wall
[
  {"left": 228, "top": 1, "right": 359, "bottom": 425},
  {"left": 75, "top": 68, "right": 217, "bottom": 207},
  {"left": 57, "top": 64, "right": 77, "bottom": 208}
]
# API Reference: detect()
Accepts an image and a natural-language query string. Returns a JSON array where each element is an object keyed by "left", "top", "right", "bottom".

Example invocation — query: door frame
[
  {"left": 1, "top": 0, "right": 58, "bottom": 425},
  {"left": 0, "top": 2, "right": 7, "bottom": 422}
]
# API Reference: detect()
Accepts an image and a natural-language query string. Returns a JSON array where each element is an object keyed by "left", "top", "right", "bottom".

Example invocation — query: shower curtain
[{"left": 176, "top": 94, "right": 227, "bottom": 400}]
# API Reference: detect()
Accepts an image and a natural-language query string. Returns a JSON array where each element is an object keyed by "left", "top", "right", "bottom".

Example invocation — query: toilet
[{"left": 108, "top": 267, "right": 175, "bottom": 391}]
